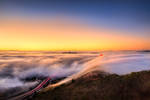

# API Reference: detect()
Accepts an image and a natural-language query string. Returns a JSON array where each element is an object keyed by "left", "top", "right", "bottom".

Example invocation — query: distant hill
[
  {"left": 32, "top": 70, "right": 150, "bottom": 100},
  {"left": 138, "top": 50, "right": 150, "bottom": 53}
]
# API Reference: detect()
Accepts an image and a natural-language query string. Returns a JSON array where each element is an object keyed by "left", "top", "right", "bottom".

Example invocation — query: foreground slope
[{"left": 32, "top": 70, "right": 150, "bottom": 100}]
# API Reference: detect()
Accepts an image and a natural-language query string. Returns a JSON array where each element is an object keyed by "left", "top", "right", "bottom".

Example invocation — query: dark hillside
[{"left": 32, "top": 70, "right": 150, "bottom": 100}]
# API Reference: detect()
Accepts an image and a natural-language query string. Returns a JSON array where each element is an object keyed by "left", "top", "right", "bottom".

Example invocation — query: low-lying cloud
[{"left": 0, "top": 51, "right": 150, "bottom": 97}]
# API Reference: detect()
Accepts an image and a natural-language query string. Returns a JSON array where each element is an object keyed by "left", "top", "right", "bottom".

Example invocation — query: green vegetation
[{"left": 32, "top": 70, "right": 150, "bottom": 100}]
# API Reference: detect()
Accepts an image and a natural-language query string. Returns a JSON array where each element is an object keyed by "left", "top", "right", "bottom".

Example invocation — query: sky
[{"left": 0, "top": 0, "right": 150, "bottom": 51}]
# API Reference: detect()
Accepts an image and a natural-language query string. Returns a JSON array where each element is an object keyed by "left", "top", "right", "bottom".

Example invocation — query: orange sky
[{"left": 0, "top": 18, "right": 149, "bottom": 51}]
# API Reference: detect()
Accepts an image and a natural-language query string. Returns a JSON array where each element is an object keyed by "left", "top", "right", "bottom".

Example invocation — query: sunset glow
[
  {"left": 0, "top": 0, "right": 149, "bottom": 51},
  {"left": 0, "top": 18, "right": 149, "bottom": 51},
  {"left": 1, "top": 1, "right": 150, "bottom": 99}
]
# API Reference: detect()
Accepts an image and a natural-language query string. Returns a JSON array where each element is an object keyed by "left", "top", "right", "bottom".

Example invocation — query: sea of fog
[{"left": 0, "top": 51, "right": 150, "bottom": 96}]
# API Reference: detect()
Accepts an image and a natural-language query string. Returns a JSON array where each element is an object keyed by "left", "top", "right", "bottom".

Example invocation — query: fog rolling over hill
[
  {"left": 33, "top": 70, "right": 150, "bottom": 100},
  {"left": 0, "top": 51, "right": 150, "bottom": 99}
]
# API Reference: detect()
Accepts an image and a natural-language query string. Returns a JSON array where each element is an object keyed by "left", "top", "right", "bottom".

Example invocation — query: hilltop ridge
[{"left": 32, "top": 70, "right": 150, "bottom": 100}]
